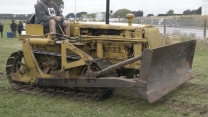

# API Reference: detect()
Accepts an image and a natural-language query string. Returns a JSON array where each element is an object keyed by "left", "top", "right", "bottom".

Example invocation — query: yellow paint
[
  {"left": 26, "top": 24, "right": 44, "bottom": 35},
  {"left": 97, "top": 42, "right": 103, "bottom": 58},
  {"left": 61, "top": 40, "right": 93, "bottom": 70}
]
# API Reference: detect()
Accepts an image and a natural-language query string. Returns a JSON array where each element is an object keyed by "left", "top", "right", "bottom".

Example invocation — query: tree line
[
  {"left": 65, "top": 8, "right": 202, "bottom": 19},
  {"left": 53, "top": 0, "right": 202, "bottom": 17},
  {"left": 158, "top": 7, "right": 202, "bottom": 16},
  {"left": 183, "top": 7, "right": 201, "bottom": 15},
  {"left": 51, "top": 0, "right": 144, "bottom": 18},
  {"left": 65, "top": 9, "right": 144, "bottom": 19}
]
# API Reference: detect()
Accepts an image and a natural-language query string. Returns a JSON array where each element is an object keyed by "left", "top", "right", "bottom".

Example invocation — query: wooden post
[
  {"left": 151, "top": 18, "right": 153, "bottom": 25},
  {"left": 204, "top": 19, "right": 206, "bottom": 38},
  {"left": 164, "top": 19, "right": 166, "bottom": 35}
]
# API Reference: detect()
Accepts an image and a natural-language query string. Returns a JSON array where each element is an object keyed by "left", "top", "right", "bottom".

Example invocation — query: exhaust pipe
[{"left": 106, "top": 0, "right": 110, "bottom": 24}]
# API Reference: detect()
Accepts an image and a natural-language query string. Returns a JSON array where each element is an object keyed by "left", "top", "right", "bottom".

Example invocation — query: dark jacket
[
  {"left": 10, "top": 22, "right": 17, "bottom": 31},
  {"left": 18, "top": 23, "right": 23, "bottom": 31},
  {"left": 0, "top": 24, "right": 3, "bottom": 32},
  {"left": 35, "top": 0, "right": 64, "bottom": 24}
]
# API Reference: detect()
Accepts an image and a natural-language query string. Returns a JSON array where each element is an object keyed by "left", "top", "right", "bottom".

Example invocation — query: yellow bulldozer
[{"left": 6, "top": 0, "right": 196, "bottom": 103}]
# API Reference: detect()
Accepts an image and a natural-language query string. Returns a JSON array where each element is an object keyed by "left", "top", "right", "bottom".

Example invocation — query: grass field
[{"left": 0, "top": 21, "right": 208, "bottom": 117}]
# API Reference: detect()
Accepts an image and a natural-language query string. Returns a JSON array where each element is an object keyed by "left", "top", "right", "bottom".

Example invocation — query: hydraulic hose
[{"left": 55, "top": 33, "right": 81, "bottom": 40}]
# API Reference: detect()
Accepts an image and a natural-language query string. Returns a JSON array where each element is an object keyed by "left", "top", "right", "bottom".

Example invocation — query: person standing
[
  {"left": 0, "top": 22, "right": 3, "bottom": 38},
  {"left": 17, "top": 21, "right": 23, "bottom": 34},
  {"left": 23, "top": 21, "right": 26, "bottom": 30},
  {"left": 10, "top": 20, "right": 17, "bottom": 38}
]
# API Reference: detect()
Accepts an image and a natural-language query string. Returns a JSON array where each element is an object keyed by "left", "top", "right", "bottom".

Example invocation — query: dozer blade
[{"left": 137, "top": 40, "right": 196, "bottom": 103}]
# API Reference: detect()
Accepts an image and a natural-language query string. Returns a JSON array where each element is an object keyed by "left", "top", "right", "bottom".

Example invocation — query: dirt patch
[
  {"left": 0, "top": 72, "right": 4, "bottom": 79},
  {"left": 0, "top": 72, "right": 6, "bottom": 79},
  {"left": 160, "top": 83, "right": 208, "bottom": 116},
  {"left": 163, "top": 99, "right": 208, "bottom": 116},
  {"left": 197, "top": 74, "right": 208, "bottom": 78},
  {"left": 0, "top": 87, "right": 12, "bottom": 92},
  {"left": 182, "top": 83, "right": 208, "bottom": 94}
]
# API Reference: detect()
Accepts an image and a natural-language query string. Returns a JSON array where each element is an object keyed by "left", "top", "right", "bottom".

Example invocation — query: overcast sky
[{"left": 0, "top": 0, "right": 202, "bottom": 16}]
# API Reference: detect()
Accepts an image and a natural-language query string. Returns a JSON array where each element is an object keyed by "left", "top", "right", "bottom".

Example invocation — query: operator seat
[
  {"left": 25, "top": 13, "right": 44, "bottom": 35},
  {"left": 26, "top": 13, "right": 35, "bottom": 24}
]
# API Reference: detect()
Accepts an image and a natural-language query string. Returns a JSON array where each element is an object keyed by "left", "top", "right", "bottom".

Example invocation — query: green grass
[{"left": 0, "top": 21, "right": 208, "bottom": 117}]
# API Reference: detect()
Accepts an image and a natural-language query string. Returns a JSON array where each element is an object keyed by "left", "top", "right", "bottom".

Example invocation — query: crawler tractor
[{"left": 6, "top": 0, "right": 196, "bottom": 103}]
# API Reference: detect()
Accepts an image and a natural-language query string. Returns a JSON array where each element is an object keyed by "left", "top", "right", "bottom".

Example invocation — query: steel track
[{"left": 6, "top": 50, "right": 115, "bottom": 100}]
